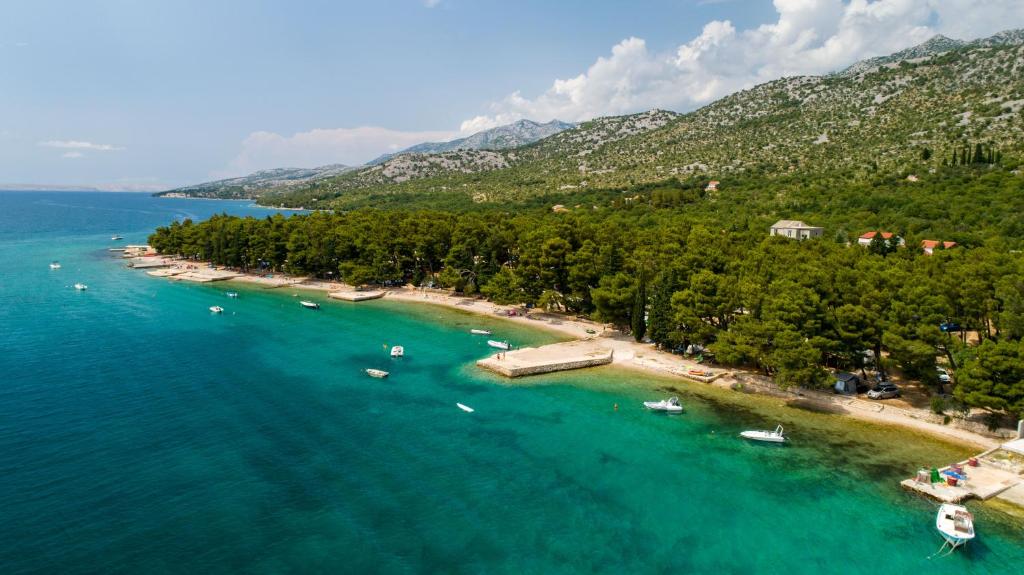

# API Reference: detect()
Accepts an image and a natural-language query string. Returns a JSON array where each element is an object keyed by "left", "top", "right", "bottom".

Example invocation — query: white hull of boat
[
  {"left": 300, "top": 301, "right": 320, "bottom": 309},
  {"left": 643, "top": 397, "right": 683, "bottom": 413},
  {"left": 470, "top": 329, "right": 492, "bottom": 335},
  {"left": 457, "top": 403, "right": 474, "bottom": 413},
  {"left": 740, "top": 425, "right": 786, "bottom": 443},
  {"left": 73, "top": 283, "right": 88, "bottom": 290},
  {"left": 390, "top": 346, "right": 404, "bottom": 358},
  {"left": 936, "top": 504, "right": 975, "bottom": 548},
  {"left": 49, "top": 263, "right": 61, "bottom": 270},
  {"left": 366, "top": 369, "right": 389, "bottom": 378},
  {"left": 210, "top": 306, "right": 224, "bottom": 313},
  {"left": 488, "top": 340, "right": 511, "bottom": 350}
]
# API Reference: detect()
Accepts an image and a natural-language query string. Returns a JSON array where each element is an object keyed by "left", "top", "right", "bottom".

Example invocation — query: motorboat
[
  {"left": 111, "top": 235, "right": 123, "bottom": 241},
  {"left": 643, "top": 397, "right": 683, "bottom": 413},
  {"left": 488, "top": 340, "right": 511, "bottom": 350},
  {"left": 73, "top": 283, "right": 88, "bottom": 290},
  {"left": 300, "top": 301, "right": 320, "bottom": 309},
  {"left": 470, "top": 329, "right": 492, "bottom": 335},
  {"left": 740, "top": 425, "right": 787, "bottom": 443},
  {"left": 225, "top": 292, "right": 239, "bottom": 298},
  {"left": 209, "top": 306, "right": 224, "bottom": 313},
  {"left": 49, "top": 261, "right": 61, "bottom": 270},
  {"left": 457, "top": 403, "right": 474, "bottom": 413},
  {"left": 366, "top": 369, "right": 389, "bottom": 378},
  {"left": 936, "top": 504, "right": 975, "bottom": 550},
  {"left": 390, "top": 345, "right": 404, "bottom": 358}
]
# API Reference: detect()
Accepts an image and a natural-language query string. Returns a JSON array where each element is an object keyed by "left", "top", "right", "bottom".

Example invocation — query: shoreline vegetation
[{"left": 137, "top": 255, "right": 1012, "bottom": 452}]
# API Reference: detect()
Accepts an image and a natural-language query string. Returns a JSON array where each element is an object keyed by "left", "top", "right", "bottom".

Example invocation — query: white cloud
[
  {"left": 39, "top": 140, "right": 124, "bottom": 151},
  {"left": 61, "top": 151, "right": 84, "bottom": 159},
  {"left": 464, "top": 0, "right": 1024, "bottom": 126},
  {"left": 219, "top": 126, "right": 457, "bottom": 178}
]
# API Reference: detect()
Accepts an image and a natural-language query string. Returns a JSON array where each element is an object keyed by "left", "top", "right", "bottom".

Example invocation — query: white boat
[
  {"left": 73, "top": 283, "right": 88, "bottom": 291},
  {"left": 390, "top": 345, "right": 404, "bottom": 358},
  {"left": 225, "top": 292, "right": 239, "bottom": 298},
  {"left": 209, "top": 306, "right": 224, "bottom": 314},
  {"left": 936, "top": 504, "right": 975, "bottom": 549},
  {"left": 740, "top": 424, "right": 787, "bottom": 443},
  {"left": 470, "top": 329, "right": 492, "bottom": 335},
  {"left": 366, "top": 368, "right": 389, "bottom": 378},
  {"left": 488, "top": 340, "right": 511, "bottom": 350},
  {"left": 49, "top": 261, "right": 61, "bottom": 270},
  {"left": 111, "top": 235, "right": 123, "bottom": 241},
  {"left": 300, "top": 301, "right": 320, "bottom": 309},
  {"left": 643, "top": 397, "right": 683, "bottom": 413},
  {"left": 457, "top": 403, "right": 474, "bottom": 413}
]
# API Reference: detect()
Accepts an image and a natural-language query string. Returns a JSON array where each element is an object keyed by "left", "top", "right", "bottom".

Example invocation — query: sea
[{"left": 0, "top": 191, "right": 1021, "bottom": 574}]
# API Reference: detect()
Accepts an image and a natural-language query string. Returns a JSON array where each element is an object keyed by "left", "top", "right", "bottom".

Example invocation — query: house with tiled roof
[
  {"left": 769, "top": 220, "right": 823, "bottom": 240},
  {"left": 857, "top": 231, "right": 904, "bottom": 247},
  {"left": 921, "top": 240, "right": 957, "bottom": 255}
]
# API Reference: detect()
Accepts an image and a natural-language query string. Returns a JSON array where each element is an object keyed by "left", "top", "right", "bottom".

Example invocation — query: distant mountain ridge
[
  {"left": 840, "top": 29, "right": 1024, "bottom": 76},
  {"left": 156, "top": 164, "right": 355, "bottom": 199},
  {"left": 369, "top": 119, "right": 574, "bottom": 164}
]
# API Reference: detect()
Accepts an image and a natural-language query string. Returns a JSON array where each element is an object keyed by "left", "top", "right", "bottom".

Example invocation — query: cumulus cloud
[
  {"left": 39, "top": 139, "right": 124, "bottom": 151},
  {"left": 463, "top": 0, "right": 1024, "bottom": 126},
  {"left": 219, "top": 126, "right": 457, "bottom": 177}
]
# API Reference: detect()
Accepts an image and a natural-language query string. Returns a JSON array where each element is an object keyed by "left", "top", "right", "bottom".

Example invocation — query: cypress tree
[
  {"left": 974, "top": 143, "right": 984, "bottom": 164},
  {"left": 632, "top": 271, "right": 647, "bottom": 342},
  {"left": 961, "top": 147, "right": 968, "bottom": 165}
]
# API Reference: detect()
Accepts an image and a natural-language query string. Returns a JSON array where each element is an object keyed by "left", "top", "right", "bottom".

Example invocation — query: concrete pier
[
  {"left": 477, "top": 340, "right": 614, "bottom": 378},
  {"left": 900, "top": 447, "right": 1024, "bottom": 503},
  {"left": 328, "top": 290, "right": 385, "bottom": 302}
]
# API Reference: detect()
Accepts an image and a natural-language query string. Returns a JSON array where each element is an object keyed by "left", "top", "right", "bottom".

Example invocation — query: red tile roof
[
  {"left": 921, "top": 240, "right": 957, "bottom": 249},
  {"left": 859, "top": 231, "right": 894, "bottom": 240}
]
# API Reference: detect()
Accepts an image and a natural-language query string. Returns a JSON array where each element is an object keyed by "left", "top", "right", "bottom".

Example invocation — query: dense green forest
[{"left": 150, "top": 166, "right": 1024, "bottom": 420}]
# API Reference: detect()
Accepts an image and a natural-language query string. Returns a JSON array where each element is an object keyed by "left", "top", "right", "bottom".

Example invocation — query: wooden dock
[
  {"left": 477, "top": 340, "right": 614, "bottom": 377},
  {"left": 328, "top": 290, "right": 385, "bottom": 302}
]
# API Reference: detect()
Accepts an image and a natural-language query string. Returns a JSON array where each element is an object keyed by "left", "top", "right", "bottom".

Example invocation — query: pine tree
[{"left": 632, "top": 271, "right": 647, "bottom": 342}]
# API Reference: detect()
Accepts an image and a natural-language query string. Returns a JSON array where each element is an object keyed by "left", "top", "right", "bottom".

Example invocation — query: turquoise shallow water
[{"left": 0, "top": 192, "right": 1021, "bottom": 573}]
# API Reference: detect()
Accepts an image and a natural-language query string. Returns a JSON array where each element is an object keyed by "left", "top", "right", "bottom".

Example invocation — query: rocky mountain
[
  {"left": 263, "top": 29, "right": 1024, "bottom": 209},
  {"left": 369, "top": 119, "right": 574, "bottom": 164},
  {"left": 155, "top": 164, "right": 355, "bottom": 199}
]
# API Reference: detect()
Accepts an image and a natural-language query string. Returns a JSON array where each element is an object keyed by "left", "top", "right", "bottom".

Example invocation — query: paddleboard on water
[{"left": 456, "top": 403, "right": 474, "bottom": 413}]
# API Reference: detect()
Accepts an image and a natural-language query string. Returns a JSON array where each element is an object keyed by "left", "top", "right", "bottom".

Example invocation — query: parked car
[
  {"left": 867, "top": 382, "right": 901, "bottom": 400},
  {"left": 939, "top": 321, "right": 962, "bottom": 333},
  {"left": 936, "top": 367, "right": 952, "bottom": 383}
]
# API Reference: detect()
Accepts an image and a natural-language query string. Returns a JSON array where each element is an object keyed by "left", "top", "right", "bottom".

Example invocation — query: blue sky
[{"left": 2, "top": 0, "right": 1022, "bottom": 190}]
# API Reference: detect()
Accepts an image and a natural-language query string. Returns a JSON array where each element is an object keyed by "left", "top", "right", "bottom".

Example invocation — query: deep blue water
[{"left": 0, "top": 192, "right": 1021, "bottom": 574}]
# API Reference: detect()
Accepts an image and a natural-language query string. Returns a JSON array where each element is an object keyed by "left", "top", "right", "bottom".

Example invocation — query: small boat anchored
[
  {"left": 73, "top": 283, "right": 88, "bottom": 291},
  {"left": 390, "top": 345, "right": 404, "bottom": 358},
  {"left": 110, "top": 235, "right": 123, "bottom": 241},
  {"left": 643, "top": 397, "right": 683, "bottom": 413},
  {"left": 225, "top": 292, "right": 239, "bottom": 298},
  {"left": 487, "top": 340, "right": 511, "bottom": 350},
  {"left": 470, "top": 329, "right": 492, "bottom": 335},
  {"left": 740, "top": 425, "right": 786, "bottom": 443},
  {"left": 49, "top": 261, "right": 61, "bottom": 270},
  {"left": 934, "top": 504, "right": 975, "bottom": 555},
  {"left": 209, "top": 306, "right": 224, "bottom": 314},
  {"left": 366, "top": 369, "right": 389, "bottom": 378},
  {"left": 457, "top": 403, "right": 474, "bottom": 413},
  {"left": 300, "top": 301, "right": 320, "bottom": 309}
]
